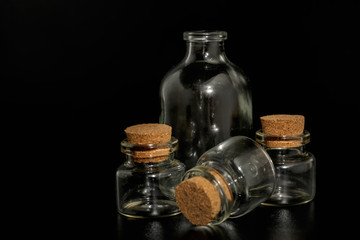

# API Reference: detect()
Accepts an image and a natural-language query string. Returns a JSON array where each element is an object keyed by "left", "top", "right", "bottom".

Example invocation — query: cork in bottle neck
[
  {"left": 122, "top": 123, "right": 175, "bottom": 163},
  {"left": 258, "top": 114, "right": 308, "bottom": 148},
  {"left": 175, "top": 167, "right": 233, "bottom": 226}
]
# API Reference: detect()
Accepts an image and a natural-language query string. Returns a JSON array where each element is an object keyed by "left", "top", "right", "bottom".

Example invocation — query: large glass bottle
[{"left": 160, "top": 30, "right": 252, "bottom": 169}]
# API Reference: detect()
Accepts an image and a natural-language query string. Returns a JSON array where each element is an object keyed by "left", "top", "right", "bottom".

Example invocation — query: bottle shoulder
[
  {"left": 160, "top": 60, "right": 248, "bottom": 90},
  {"left": 270, "top": 151, "right": 315, "bottom": 166},
  {"left": 117, "top": 159, "right": 185, "bottom": 174},
  {"left": 171, "top": 60, "right": 243, "bottom": 75}
]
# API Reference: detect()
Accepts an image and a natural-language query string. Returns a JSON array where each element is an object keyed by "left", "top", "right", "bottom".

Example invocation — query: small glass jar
[
  {"left": 175, "top": 136, "right": 275, "bottom": 225},
  {"left": 255, "top": 130, "right": 316, "bottom": 206},
  {"left": 116, "top": 137, "right": 185, "bottom": 218}
]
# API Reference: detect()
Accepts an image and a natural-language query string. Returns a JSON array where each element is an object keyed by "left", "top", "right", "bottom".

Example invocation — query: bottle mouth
[
  {"left": 176, "top": 166, "right": 232, "bottom": 225},
  {"left": 255, "top": 130, "right": 310, "bottom": 148},
  {"left": 121, "top": 137, "right": 179, "bottom": 163},
  {"left": 183, "top": 30, "right": 227, "bottom": 42}
]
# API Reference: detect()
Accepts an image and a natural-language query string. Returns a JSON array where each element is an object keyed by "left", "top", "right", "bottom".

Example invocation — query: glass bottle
[
  {"left": 255, "top": 130, "right": 316, "bottom": 206},
  {"left": 160, "top": 30, "right": 252, "bottom": 169},
  {"left": 116, "top": 136, "right": 185, "bottom": 218},
  {"left": 175, "top": 136, "right": 275, "bottom": 225}
]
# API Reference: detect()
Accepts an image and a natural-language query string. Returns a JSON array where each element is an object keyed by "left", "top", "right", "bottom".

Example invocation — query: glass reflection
[
  {"left": 117, "top": 214, "right": 191, "bottom": 240},
  {"left": 117, "top": 214, "right": 242, "bottom": 240},
  {"left": 180, "top": 220, "right": 242, "bottom": 240},
  {"left": 230, "top": 202, "right": 316, "bottom": 240},
  {"left": 266, "top": 203, "right": 315, "bottom": 240},
  {"left": 117, "top": 202, "right": 315, "bottom": 240}
]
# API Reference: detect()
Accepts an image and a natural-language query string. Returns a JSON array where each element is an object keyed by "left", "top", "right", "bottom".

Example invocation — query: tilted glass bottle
[
  {"left": 160, "top": 30, "right": 252, "bottom": 169},
  {"left": 175, "top": 136, "right": 275, "bottom": 225}
]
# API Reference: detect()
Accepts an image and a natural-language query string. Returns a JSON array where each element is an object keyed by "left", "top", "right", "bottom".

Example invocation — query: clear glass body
[
  {"left": 256, "top": 130, "right": 316, "bottom": 206},
  {"left": 181, "top": 136, "right": 275, "bottom": 225},
  {"left": 116, "top": 137, "right": 185, "bottom": 218},
  {"left": 160, "top": 31, "right": 252, "bottom": 169}
]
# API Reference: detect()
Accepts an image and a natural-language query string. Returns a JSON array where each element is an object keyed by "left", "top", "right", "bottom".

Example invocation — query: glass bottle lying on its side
[{"left": 175, "top": 136, "right": 275, "bottom": 226}]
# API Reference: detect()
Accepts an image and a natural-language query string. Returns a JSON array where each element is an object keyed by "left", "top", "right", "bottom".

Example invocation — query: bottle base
[
  {"left": 261, "top": 199, "right": 313, "bottom": 207},
  {"left": 261, "top": 190, "right": 314, "bottom": 206},
  {"left": 118, "top": 199, "right": 181, "bottom": 218}
]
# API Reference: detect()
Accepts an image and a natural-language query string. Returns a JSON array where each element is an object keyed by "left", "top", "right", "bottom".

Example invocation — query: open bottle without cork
[{"left": 160, "top": 30, "right": 252, "bottom": 170}]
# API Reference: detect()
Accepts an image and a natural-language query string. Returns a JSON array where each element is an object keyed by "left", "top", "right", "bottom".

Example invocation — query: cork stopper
[
  {"left": 124, "top": 123, "right": 172, "bottom": 163},
  {"left": 125, "top": 123, "right": 172, "bottom": 145},
  {"left": 175, "top": 176, "right": 220, "bottom": 226},
  {"left": 175, "top": 169, "right": 232, "bottom": 226},
  {"left": 260, "top": 114, "right": 305, "bottom": 148}
]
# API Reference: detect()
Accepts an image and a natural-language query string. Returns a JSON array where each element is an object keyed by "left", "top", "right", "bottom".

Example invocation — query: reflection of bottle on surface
[{"left": 160, "top": 30, "right": 252, "bottom": 169}]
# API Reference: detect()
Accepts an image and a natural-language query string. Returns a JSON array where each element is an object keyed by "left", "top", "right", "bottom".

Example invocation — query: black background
[{"left": 2, "top": 0, "right": 359, "bottom": 239}]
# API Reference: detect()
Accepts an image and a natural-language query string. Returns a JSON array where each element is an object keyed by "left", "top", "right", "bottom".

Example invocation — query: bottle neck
[
  {"left": 180, "top": 165, "right": 234, "bottom": 224},
  {"left": 184, "top": 41, "right": 227, "bottom": 63},
  {"left": 124, "top": 152, "right": 175, "bottom": 167},
  {"left": 255, "top": 130, "right": 310, "bottom": 157},
  {"left": 183, "top": 31, "right": 228, "bottom": 64},
  {"left": 121, "top": 137, "right": 178, "bottom": 164}
]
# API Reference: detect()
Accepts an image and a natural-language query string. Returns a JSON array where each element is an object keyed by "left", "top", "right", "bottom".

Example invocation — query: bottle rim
[
  {"left": 121, "top": 136, "right": 178, "bottom": 151},
  {"left": 121, "top": 137, "right": 179, "bottom": 163},
  {"left": 255, "top": 130, "right": 311, "bottom": 148},
  {"left": 180, "top": 165, "right": 232, "bottom": 225},
  {"left": 183, "top": 30, "right": 227, "bottom": 42}
]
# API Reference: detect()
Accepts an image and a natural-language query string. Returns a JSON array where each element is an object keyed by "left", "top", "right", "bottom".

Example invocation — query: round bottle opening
[
  {"left": 121, "top": 137, "right": 179, "bottom": 163},
  {"left": 183, "top": 30, "right": 227, "bottom": 42},
  {"left": 255, "top": 130, "right": 310, "bottom": 148}
]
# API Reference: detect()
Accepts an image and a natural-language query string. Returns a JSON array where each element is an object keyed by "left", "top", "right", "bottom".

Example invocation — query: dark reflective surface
[{"left": 117, "top": 201, "right": 317, "bottom": 240}]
